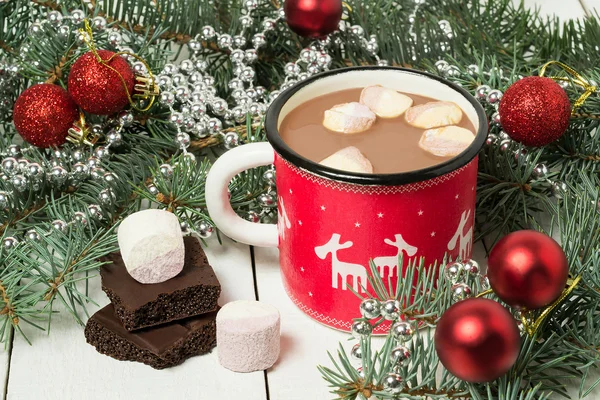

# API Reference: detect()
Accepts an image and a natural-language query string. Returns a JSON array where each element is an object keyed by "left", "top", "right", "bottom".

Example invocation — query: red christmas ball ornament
[
  {"left": 284, "top": 0, "right": 343, "bottom": 38},
  {"left": 68, "top": 50, "right": 135, "bottom": 115},
  {"left": 13, "top": 84, "right": 79, "bottom": 148},
  {"left": 435, "top": 298, "right": 520, "bottom": 383},
  {"left": 487, "top": 230, "right": 569, "bottom": 310},
  {"left": 499, "top": 76, "right": 571, "bottom": 147}
]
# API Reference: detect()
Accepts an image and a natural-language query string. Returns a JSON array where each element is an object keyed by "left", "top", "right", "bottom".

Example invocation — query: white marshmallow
[
  {"left": 217, "top": 300, "right": 280, "bottom": 373},
  {"left": 419, "top": 126, "right": 475, "bottom": 157},
  {"left": 405, "top": 101, "right": 463, "bottom": 129},
  {"left": 319, "top": 146, "right": 373, "bottom": 174},
  {"left": 360, "top": 85, "right": 413, "bottom": 118},
  {"left": 117, "top": 209, "right": 185, "bottom": 284},
  {"left": 323, "top": 102, "right": 376, "bottom": 134}
]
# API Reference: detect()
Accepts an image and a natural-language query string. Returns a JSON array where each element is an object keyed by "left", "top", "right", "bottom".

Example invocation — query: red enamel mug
[{"left": 206, "top": 67, "right": 487, "bottom": 333}]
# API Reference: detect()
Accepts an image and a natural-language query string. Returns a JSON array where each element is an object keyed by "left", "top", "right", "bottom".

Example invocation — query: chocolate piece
[
  {"left": 85, "top": 304, "right": 217, "bottom": 369},
  {"left": 101, "top": 236, "right": 221, "bottom": 331}
]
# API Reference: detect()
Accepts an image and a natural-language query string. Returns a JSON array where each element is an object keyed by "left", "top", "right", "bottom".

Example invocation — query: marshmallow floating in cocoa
[
  {"left": 319, "top": 146, "right": 374, "bottom": 174},
  {"left": 360, "top": 85, "right": 413, "bottom": 118},
  {"left": 217, "top": 300, "right": 280, "bottom": 373},
  {"left": 419, "top": 126, "right": 475, "bottom": 157},
  {"left": 323, "top": 102, "right": 376, "bottom": 134},
  {"left": 405, "top": 101, "right": 463, "bottom": 129},
  {"left": 117, "top": 209, "right": 185, "bottom": 284}
]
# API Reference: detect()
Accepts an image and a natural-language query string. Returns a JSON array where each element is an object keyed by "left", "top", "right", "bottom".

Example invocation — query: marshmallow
[
  {"left": 419, "top": 126, "right": 475, "bottom": 157},
  {"left": 405, "top": 101, "right": 463, "bottom": 129},
  {"left": 360, "top": 85, "right": 413, "bottom": 118},
  {"left": 319, "top": 146, "right": 374, "bottom": 174},
  {"left": 117, "top": 209, "right": 185, "bottom": 284},
  {"left": 217, "top": 300, "right": 280, "bottom": 373},
  {"left": 323, "top": 102, "right": 376, "bottom": 134}
]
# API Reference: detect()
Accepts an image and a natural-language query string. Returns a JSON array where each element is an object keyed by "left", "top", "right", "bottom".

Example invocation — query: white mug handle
[{"left": 205, "top": 142, "right": 279, "bottom": 247}]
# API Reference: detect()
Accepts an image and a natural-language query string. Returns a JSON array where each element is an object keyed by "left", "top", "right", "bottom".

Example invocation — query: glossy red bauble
[
  {"left": 284, "top": 0, "right": 343, "bottom": 38},
  {"left": 13, "top": 84, "right": 79, "bottom": 148},
  {"left": 487, "top": 230, "right": 569, "bottom": 310},
  {"left": 499, "top": 76, "right": 571, "bottom": 147},
  {"left": 68, "top": 50, "right": 135, "bottom": 115},
  {"left": 435, "top": 298, "right": 520, "bottom": 383}
]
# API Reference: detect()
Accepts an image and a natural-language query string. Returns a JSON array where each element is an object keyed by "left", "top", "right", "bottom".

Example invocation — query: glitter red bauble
[
  {"left": 487, "top": 230, "right": 569, "bottom": 310},
  {"left": 68, "top": 50, "right": 135, "bottom": 115},
  {"left": 435, "top": 298, "right": 520, "bottom": 383},
  {"left": 499, "top": 76, "right": 571, "bottom": 147},
  {"left": 284, "top": 0, "right": 343, "bottom": 38},
  {"left": 13, "top": 84, "right": 79, "bottom": 148}
]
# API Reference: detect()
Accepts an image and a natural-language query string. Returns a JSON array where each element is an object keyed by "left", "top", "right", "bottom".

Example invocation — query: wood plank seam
[{"left": 251, "top": 246, "right": 272, "bottom": 400}]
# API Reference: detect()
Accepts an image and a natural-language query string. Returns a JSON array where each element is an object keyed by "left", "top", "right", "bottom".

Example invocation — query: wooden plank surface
[{"left": 5, "top": 238, "right": 266, "bottom": 400}]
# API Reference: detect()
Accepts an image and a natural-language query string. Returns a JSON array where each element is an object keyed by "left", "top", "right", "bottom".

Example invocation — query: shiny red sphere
[
  {"left": 13, "top": 84, "right": 79, "bottom": 148},
  {"left": 68, "top": 50, "right": 135, "bottom": 115},
  {"left": 284, "top": 0, "right": 343, "bottom": 38},
  {"left": 488, "top": 230, "right": 569, "bottom": 310},
  {"left": 499, "top": 76, "right": 571, "bottom": 147},
  {"left": 435, "top": 298, "right": 520, "bottom": 383}
]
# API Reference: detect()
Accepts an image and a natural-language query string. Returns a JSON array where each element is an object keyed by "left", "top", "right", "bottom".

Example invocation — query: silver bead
[
  {"left": 147, "top": 184, "right": 159, "bottom": 195},
  {"left": 17, "top": 158, "right": 29, "bottom": 171},
  {"left": 7, "top": 144, "right": 21, "bottom": 157},
  {"left": 162, "top": 63, "right": 178, "bottom": 75},
  {"left": 180, "top": 59, "right": 194, "bottom": 74},
  {"left": 108, "top": 31, "right": 122, "bottom": 46},
  {"left": 241, "top": 67, "right": 255, "bottom": 82},
  {"left": 381, "top": 299, "right": 401, "bottom": 321},
  {"left": 172, "top": 73, "right": 186, "bottom": 86},
  {"left": 475, "top": 85, "right": 491, "bottom": 101},
  {"left": 58, "top": 27, "right": 71, "bottom": 41},
  {"left": 218, "top": 34, "right": 233, "bottom": 49},
  {"left": 307, "top": 62, "right": 320, "bottom": 75},
  {"left": 365, "top": 42, "right": 378, "bottom": 55},
  {"left": 262, "top": 169, "right": 276, "bottom": 185},
  {"left": 262, "top": 18, "right": 276, "bottom": 31},
  {"left": 180, "top": 221, "right": 190, "bottom": 233},
  {"left": 197, "top": 221, "right": 214, "bottom": 238},
  {"left": 257, "top": 193, "right": 275, "bottom": 207},
  {"left": 107, "top": 130, "right": 123, "bottom": 146},
  {"left": 377, "top": 59, "right": 389, "bottom": 67},
  {"left": 249, "top": 102, "right": 262, "bottom": 117},
  {"left": 223, "top": 132, "right": 240, "bottom": 149},
  {"left": 444, "top": 261, "right": 463, "bottom": 283},
  {"left": 278, "top": 7, "right": 286, "bottom": 19},
  {"left": 360, "top": 298, "right": 381, "bottom": 319},
  {"left": 446, "top": 66, "right": 461, "bottom": 78},
  {"left": 485, "top": 133, "right": 498, "bottom": 147},
  {"left": 50, "top": 165, "right": 68, "bottom": 184},
  {"left": 317, "top": 53, "right": 332, "bottom": 68},
  {"left": 269, "top": 90, "right": 281, "bottom": 102},
  {"left": 350, "top": 343, "right": 362, "bottom": 360},
  {"left": 435, "top": 60, "right": 449, "bottom": 73},
  {"left": 99, "top": 188, "right": 116, "bottom": 205},
  {"left": 351, "top": 319, "right": 373, "bottom": 338},
  {"left": 551, "top": 181, "right": 568, "bottom": 199},
  {"left": 70, "top": 9, "right": 85, "bottom": 25},
  {"left": 118, "top": 111, "right": 134, "bottom": 127},
  {"left": 207, "top": 118, "right": 223, "bottom": 135},
  {"left": 72, "top": 149, "right": 85, "bottom": 162},
  {"left": 467, "top": 64, "right": 480, "bottom": 76},
  {"left": 90, "top": 167, "right": 106, "bottom": 180},
  {"left": 194, "top": 59, "right": 208, "bottom": 72},
  {"left": 532, "top": 163, "right": 548, "bottom": 179},
  {"left": 71, "top": 162, "right": 89, "bottom": 180},
  {"left": 203, "top": 75, "right": 216, "bottom": 87},
  {"left": 244, "top": 0, "right": 258, "bottom": 11},
  {"left": 159, "top": 163, "right": 173, "bottom": 178},
  {"left": 103, "top": 172, "right": 117, "bottom": 183},
  {"left": 28, "top": 22, "right": 43, "bottom": 36},
  {"left": 188, "top": 39, "right": 201, "bottom": 52},
  {"left": 230, "top": 49, "right": 246, "bottom": 64},
  {"left": 297, "top": 72, "right": 309, "bottom": 81},
  {"left": 451, "top": 283, "right": 472, "bottom": 302},
  {"left": 201, "top": 25, "right": 216, "bottom": 40},
  {"left": 246, "top": 210, "right": 260, "bottom": 223},
  {"left": 499, "top": 130, "right": 510, "bottom": 141},
  {"left": 390, "top": 321, "right": 415, "bottom": 342},
  {"left": 3, "top": 237, "right": 18, "bottom": 250},
  {"left": 0, "top": 191, "right": 7, "bottom": 208},
  {"left": 51, "top": 219, "right": 68, "bottom": 232},
  {"left": 90, "top": 124, "right": 104, "bottom": 138},
  {"left": 239, "top": 16, "right": 254, "bottom": 28},
  {"left": 12, "top": 174, "right": 28, "bottom": 191},
  {"left": 72, "top": 211, "right": 87, "bottom": 225},
  {"left": 245, "top": 49, "right": 258, "bottom": 64},
  {"left": 182, "top": 152, "right": 196, "bottom": 164},
  {"left": 87, "top": 204, "right": 103, "bottom": 220},
  {"left": 86, "top": 157, "right": 99, "bottom": 169},
  {"left": 491, "top": 111, "right": 502, "bottom": 127},
  {"left": 27, "top": 163, "right": 44, "bottom": 181},
  {"left": 1, "top": 157, "right": 17, "bottom": 174},
  {"left": 252, "top": 33, "right": 266, "bottom": 48},
  {"left": 463, "top": 259, "right": 480, "bottom": 276},
  {"left": 480, "top": 274, "right": 490, "bottom": 290},
  {"left": 92, "top": 16, "right": 107, "bottom": 30},
  {"left": 233, "top": 35, "right": 247, "bottom": 48},
  {"left": 499, "top": 139, "right": 512, "bottom": 153},
  {"left": 175, "top": 86, "right": 191, "bottom": 102},
  {"left": 487, "top": 89, "right": 503, "bottom": 105},
  {"left": 299, "top": 48, "right": 316, "bottom": 63},
  {"left": 389, "top": 346, "right": 410, "bottom": 366},
  {"left": 383, "top": 372, "right": 403, "bottom": 394},
  {"left": 170, "top": 112, "right": 185, "bottom": 126},
  {"left": 229, "top": 78, "right": 245, "bottom": 90},
  {"left": 160, "top": 91, "right": 176, "bottom": 105},
  {"left": 351, "top": 25, "right": 365, "bottom": 37},
  {"left": 211, "top": 98, "right": 228, "bottom": 116}
]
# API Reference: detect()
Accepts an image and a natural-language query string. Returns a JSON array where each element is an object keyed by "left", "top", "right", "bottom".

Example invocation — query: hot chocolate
[{"left": 279, "top": 87, "right": 476, "bottom": 174}]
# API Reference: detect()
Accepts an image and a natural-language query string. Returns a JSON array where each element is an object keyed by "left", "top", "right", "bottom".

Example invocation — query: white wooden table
[{"left": 2, "top": 1, "right": 597, "bottom": 399}]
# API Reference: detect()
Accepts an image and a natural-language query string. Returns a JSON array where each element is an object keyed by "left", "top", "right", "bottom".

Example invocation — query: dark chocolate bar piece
[
  {"left": 85, "top": 304, "right": 217, "bottom": 369},
  {"left": 101, "top": 236, "right": 221, "bottom": 331}
]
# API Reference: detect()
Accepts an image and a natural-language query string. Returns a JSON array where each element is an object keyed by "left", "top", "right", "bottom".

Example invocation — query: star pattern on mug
[
  {"left": 377, "top": 212, "right": 384, "bottom": 218},
  {"left": 455, "top": 194, "right": 460, "bottom": 199},
  {"left": 418, "top": 210, "right": 424, "bottom": 216},
  {"left": 289, "top": 189, "right": 293, "bottom": 194},
  {"left": 355, "top": 222, "right": 361, "bottom": 228},
  {"left": 320, "top": 205, "right": 326, "bottom": 211},
  {"left": 298, "top": 220, "right": 303, "bottom": 226},
  {"left": 430, "top": 231, "right": 436, "bottom": 237},
  {"left": 300, "top": 267, "right": 305, "bottom": 272},
  {"left": 309, "top": 291, "right": 313, "bottom": 297}
]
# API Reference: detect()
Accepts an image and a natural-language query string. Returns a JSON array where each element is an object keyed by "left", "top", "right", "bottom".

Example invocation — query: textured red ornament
[
  {"left": 284, "top": 0, "right": 343, "bottom": 38},
  {"left": 435, "top": 298, "right": 520, "bottom": 383},
  {"left": 68, "top": 50, "right": 135, "bottom": 115},
  {"left": 13, "top": 84, "right": 79, "bottom": 148},
  {"left": 487, "top": 230, "right": 569, "bottom": 310},
  {"left": 499, "top": 76, "right": 571, "bottom": 147}
]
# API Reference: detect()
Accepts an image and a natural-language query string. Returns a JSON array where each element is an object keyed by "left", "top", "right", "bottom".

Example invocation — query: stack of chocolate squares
[{"left": 85, "top": 237, "right": 222, "bottom": 369}]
